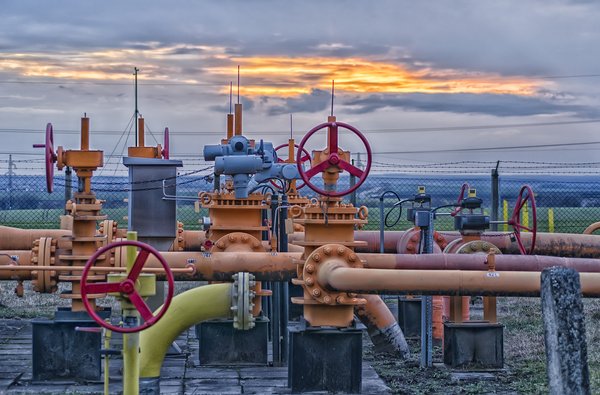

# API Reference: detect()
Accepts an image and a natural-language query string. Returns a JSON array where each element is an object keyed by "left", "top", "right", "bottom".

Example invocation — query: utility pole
[
  {"left": 134, "top": 67, "right": 139, "bottom": 147},
  {"left": 6, "top": 154, "right": 16, "bottom": 209}
]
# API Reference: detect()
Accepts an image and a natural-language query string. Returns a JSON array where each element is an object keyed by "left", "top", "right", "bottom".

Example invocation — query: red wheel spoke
[
  {"left": 128, "top": 291, "right": 154, "bottom": 322},
  {"left": 299, "top": 153, "right": 311, "bottom": 162},
  {"left": 304, "top": 161, "right": 329, "bottom": 179},
  {"left": 328, "top": 124, "right": 339, "bottom": 154},
  {"left": 127, "top": 249, "right": 150, "bottom": 281},
  {"left": 338, "top": 160, "right": 363, "bottom": 178},
  {"left": 84, "top": 282, "right": 120, "bottom": 294}
]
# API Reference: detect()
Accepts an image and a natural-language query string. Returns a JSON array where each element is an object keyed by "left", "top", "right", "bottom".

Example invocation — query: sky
[{"left": 2, "top": 0, "right": 600, "bottom": 175}]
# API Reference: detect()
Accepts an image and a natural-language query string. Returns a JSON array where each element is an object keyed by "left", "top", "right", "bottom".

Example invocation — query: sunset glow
[{"left": 1, "top": 49, "right": 545, "bottom": 98}]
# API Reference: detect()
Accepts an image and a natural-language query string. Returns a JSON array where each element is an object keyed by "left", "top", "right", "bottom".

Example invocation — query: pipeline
[
  {"left": 359, "top": 253, "right": 600, "bottom": 273},
  {"left": 139, "top": 283, "right": 234, "bottom": 385},
  {"left": 355, "top": 294, "right": 409, "bottom": 357},
  {"left": 0, "top": 226, "right": 70, "bottom": 250},
  {"left": 317, "top": 262, "right": 600, "bottom": 297}
]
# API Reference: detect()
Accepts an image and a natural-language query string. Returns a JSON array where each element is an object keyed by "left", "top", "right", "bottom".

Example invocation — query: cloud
[
  {"left": 342, "top": 93, "right": 600, "bottom": 117},
  {"left": 267, "top": 89, "right": 330, "bottom": 115}
]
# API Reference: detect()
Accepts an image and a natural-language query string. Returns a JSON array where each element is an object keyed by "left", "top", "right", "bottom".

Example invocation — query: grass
[{"left": 363, "top": 297, "right": 600, "bottom": 394}]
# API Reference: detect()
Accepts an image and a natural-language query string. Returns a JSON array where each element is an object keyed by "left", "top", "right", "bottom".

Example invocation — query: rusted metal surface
[
  {"left": 0, "top": 226, "right": 70, "bottom": 250},
  {"left": 583, "top": 222, "right": 600, "bottom": 235}
]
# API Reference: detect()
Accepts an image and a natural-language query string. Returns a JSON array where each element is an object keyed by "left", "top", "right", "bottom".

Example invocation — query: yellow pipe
[
  {"left": 139, "top": 283, "right": 233, "bottom": 378},
  {"left": 503, "top": 199, "right": 509, "bottom": 232},
  {"left": 123, "top": 231, "right": 139, "bottom": 395},
  {"left": 523, "top": 204, "right": 529, "bottom": 232},
  {"left": 548, "top": 208, "right": 555, "bottom": 233}
]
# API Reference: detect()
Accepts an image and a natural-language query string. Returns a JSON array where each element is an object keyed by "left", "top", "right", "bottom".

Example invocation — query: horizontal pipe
[
  {"left": 360, "top": 253, "right": 600, "bottom": 273},
  {"left": 0, "top": 226, "right": 70, "bottom": 250},
  {"left": 318, "top": 262, "right": 600, "bottom": 297}
]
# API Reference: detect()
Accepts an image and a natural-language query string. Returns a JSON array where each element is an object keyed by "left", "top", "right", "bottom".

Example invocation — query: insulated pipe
[
  {"left": 0, "top": 226, "right": 70, "bottom": 250},
  {"left": 317, "top": 262, "right": 600, "bottom": 297},
  {"left": 355, "top": 294, "right": 409, "bottom": 357},
  {"left": 139, "top": 283, "right": 233, "bottom": 380},
  {"left": 359, "top": 253, "right": 600, "bottom": 273}
]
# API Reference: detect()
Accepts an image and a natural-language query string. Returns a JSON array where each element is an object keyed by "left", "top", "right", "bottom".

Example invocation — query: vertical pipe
[
  {"left": 379, "top": 197, "right": 385, "bottom": 254},
  {"left": 64, "top": 167, "right": 72, "bottom": 215},
  {"left": 123, "top": 231, "right": 140, "bottom": 395},
  {"left": 226, "top": 113, "right": 234, "bottom": 140},
  {"left": 270, "top": 194, "right": 280, "bottom": 365},
  {"left": 81, "top": 116, "right": 90, "bottom": 151},
  {"left": 234, "top": 104, "right": 243, "bottom": 136},
  {"left": 420, "top": 212, "right": 434, "bottom": 368},
  {"left": 213, "top": 174, "right": 220, "bottom": 192},
  {"left": 138, "top": 117, "right": 145, "bottom": 147},
  {"left": 278, "top": 194, "right": 289, "bottom": 364},
  {"left": 350, "top": 159, "right": 357, "bottom": 207},
  {"left": 548, "top": 208, "right": 555, "bottom": 233},
  {"left": 503, "top": 200, "right": 509, "bottom": 232},
  {"left": 491, "top": 164, "right": 499, "bottom": 231}
]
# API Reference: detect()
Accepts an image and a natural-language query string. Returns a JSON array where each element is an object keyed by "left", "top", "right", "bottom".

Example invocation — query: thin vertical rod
[
  {"left": 290, "top": 114, "right": 293, "bottom": 139},
  {"left": 237, "top": 65, "right": 240, "bottom": 104},
  {"left": 229, "top": 82, "right": 233, "bottom": 114},
  {"left": 134, "top": 67, "right": 139, "bottom": 147},
  {"left": 330, "top": 80, "right": 335, "bottom": 116}
]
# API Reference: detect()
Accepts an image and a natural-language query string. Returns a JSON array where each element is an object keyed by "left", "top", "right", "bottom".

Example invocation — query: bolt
[
  {"left": 305, "top": 264, "right": 315, "bottom": 273},
  {"left": 483, "top": 244, "right": 490, "bottom": 252},
  {"left": 348, "top": 254, "right": 357, "bottom": 262},
  {"left": 348, "top": 293, "right": 358, "bottom": 298},
  {"left": 407, "top": 244, "right": 415, "bottom": 252},
  {"left": 336, "top": 295, "right": 346, "bottom": 304},
  {"left": 242, "top": 235, "right": 249, "bottom": 242},
  {"left": 312, "top": 289, "right": 321, "bottom": 297},
  {"left": 410, "top": 234, "right": 418, "bottom": 242},
  {"left": 252, "top": 241, "right": 261, "bottom": 249},
  {"left": 305, "top": 277, "right": 314, "bottom": 286},
  {"left": 337, "top": 247, "right": 345, "bottom": 255},
  {"left": 323, "top": 296, "right": 332, "bottom": 304},
  {"left": 324, "top": 246, "right": 332, "bottom": 255},
  {"left": 216, "top": 241, "right": 225, "bottom": 249},
  {"left": 228, "top": 234, "right": 236, "bottom": 242},
  {"left": 312, "top": 254, "right": 321, "bottom": 262}
]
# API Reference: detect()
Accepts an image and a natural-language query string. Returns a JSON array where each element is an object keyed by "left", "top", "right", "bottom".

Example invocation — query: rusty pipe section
[
  {"left": 0, "top": 251, "right": 33, "bottom": 279},
  {"left": 355, "top": 294, "right": 409, "bottom": 357},
  {"left": 317, "top": 261, "right": 600, "bottom": 297},
  {"left": 0, "top": 226, "right": 70, "bottom": 250},
  {"left": 359, "top": 252, "right": 600, "bottom": 272}
]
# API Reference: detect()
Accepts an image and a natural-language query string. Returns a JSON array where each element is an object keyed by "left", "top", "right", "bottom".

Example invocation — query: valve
[
  {"left": 80, "top": 240, "right": 174, "bottom": 333},
  {"left": 508, "top": 185, "right": 537, "bottom": 255},
  {"left": 161, "top": 127, "right": 170, "bottom": 159},
  {"left": 296, "top": 121, "right": 372, "bottom": 197},
  {"left": 32, "top": 123, "right": 59, "bottom": 193},
  {"left": 452, "top": 186, "right": 490, "bottom": 233},
  {"left": 270, "top": 143, "right": 311, "bottom": 191}
]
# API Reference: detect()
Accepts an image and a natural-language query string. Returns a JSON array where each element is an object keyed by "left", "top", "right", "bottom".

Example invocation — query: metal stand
[
  {"left": 32, "top": 307, "right": 110, "bottom": 380},
  {"left": 443, "top": 322, "right": 504, "bottom": 368},
  {"left": 196, "top": 317, "right": 269, "bottom": 365},
  {"left": 288, "top": 319, "right": 365, "bottom": 393}
]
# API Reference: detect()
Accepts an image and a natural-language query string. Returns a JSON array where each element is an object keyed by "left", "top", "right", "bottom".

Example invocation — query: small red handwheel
[
  {"left": 80, "top": 240, "right": 175, "bottom": 333},
  {"left": 270, "top": 143, "right": 311, "bottom": 191},
  {"left": 296, "top": 121, "right": 372, "bottom": 197},
  {"left": 32, "top": 123, "right": 57, "bottom": 193},
  {"left": 451, "top": 183, "right": 470, "bottom": 217},
  {"left": 508, "top": 185, "right": 537, "bottom": 255},
  {"left": 162, "top": 127, "right": 170, "bottom": 159}
]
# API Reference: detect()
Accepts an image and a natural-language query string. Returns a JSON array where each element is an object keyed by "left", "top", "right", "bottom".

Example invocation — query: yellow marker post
[
  {"left": 523, "top": 204, "right": 529, "bottom": 232},
  {"left": 503, "top": 200, "right": 509, "bottom": 232},
  {"left": 123, "top": 231, "right": 140, "bottom": 395},
  {"left": 548, "top": 208, "right": 555, "bottom": 233}
]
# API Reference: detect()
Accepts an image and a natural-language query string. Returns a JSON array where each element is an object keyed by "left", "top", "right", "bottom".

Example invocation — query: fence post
[
  {"left": 548, "top": 208, "right": 555, "bottom": 233},
  {"left": 523, "top": 204, "right": 529, "bottom": 232},
  {"left": 491, "top": 161, "right": 499, "bottom": 231},
  {"left": 541, "top": 267, "right": 590, "bottom": 395}
]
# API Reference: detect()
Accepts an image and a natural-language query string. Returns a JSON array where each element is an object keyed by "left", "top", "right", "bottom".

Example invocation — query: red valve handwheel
[
  {"left": 32, "top": 123, "right": 57, "bottom": 193},
  {"left": 451, "top": 183, "right": 470, "bottom": 217},
  {"left": 270, "top": 143, "right": 311, "bottom": 191},
  {"left": 508, "top": 185, "right": 537, "bottom": 255},
  {"left": 162, "top": 127, "right": 170, "bottom": 159},
  {"left": 296, "top": 121, "right": 372, "bottom": 197},
  {"left": 80, "top": 240, "right": 175, "bottom": 333}
]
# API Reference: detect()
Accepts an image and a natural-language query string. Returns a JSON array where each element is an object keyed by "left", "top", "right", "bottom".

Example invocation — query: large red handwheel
[
  {"left": 508, "top": 185, "right": 537, "bottom": 255},
  {"left": 270, "top": 143, "right": 311, "bottom": 191},
  {"left": 80, "top": 240, "right": 175, "bottom": 333},
  {"left": 451, "top": 183, "right": 470, "bottom": 217},
  {"left": 162, "top": 127, "right": 170, "bottom": 159},
  {"left": 32, "top": 123, "right": 57, "bottom": 193},
  {"left": 296, "top": 121, "right": 372, "bottom": 197}
]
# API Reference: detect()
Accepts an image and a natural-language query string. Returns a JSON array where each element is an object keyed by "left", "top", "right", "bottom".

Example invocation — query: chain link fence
[{"left": 0, "top": 158, "right": 598, "bottom": 235}]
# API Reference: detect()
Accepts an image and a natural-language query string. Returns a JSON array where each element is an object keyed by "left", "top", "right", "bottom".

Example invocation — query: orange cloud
[{"left": 208, "top": 57, "right": 545, "bottom": 97}]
